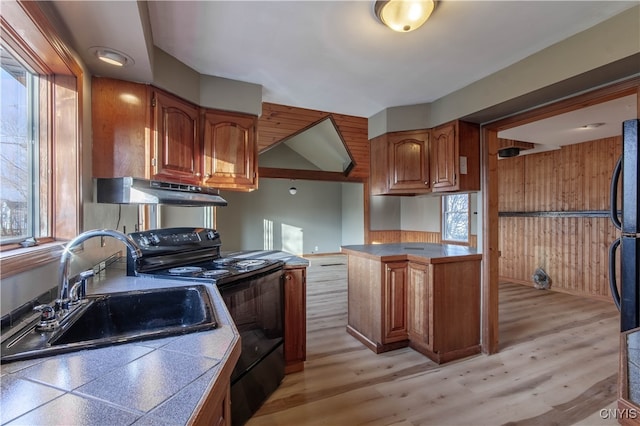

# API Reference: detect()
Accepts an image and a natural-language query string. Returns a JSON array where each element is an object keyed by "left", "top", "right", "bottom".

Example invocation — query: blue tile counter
[
  {"left": 0, "top": 275, "right": 240, "bottom": 425},
  {"left": 223, "top": 250, "right": 309, "bottom": 268},
  {"left": 341, "top": 242, "right": 481, "bottom": 264}
]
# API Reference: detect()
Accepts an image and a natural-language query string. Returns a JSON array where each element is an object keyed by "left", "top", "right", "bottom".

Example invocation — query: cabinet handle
[
  {"left": 286, "top": 274, "right": 292, "bottom": 280},
  {"left": 205, "top": 173, "right": 211, "bottom": 178},
  {"left": 195, "top": 172, "right": 201, "bottom": 177}
]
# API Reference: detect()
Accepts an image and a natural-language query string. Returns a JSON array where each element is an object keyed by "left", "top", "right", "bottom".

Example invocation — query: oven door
[{"left": 217, "top": 268, "right": 284, "bottom": 426}]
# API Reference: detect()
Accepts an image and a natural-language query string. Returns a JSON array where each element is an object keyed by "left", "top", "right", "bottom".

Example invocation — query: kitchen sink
[{"left": 0, "top": 285, "right": 218, "bottom": 363}]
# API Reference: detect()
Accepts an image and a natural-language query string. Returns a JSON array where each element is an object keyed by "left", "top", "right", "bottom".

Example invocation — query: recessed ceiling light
[
  {"left": 88, "top": 46, "right": 134, "bottom": 67},
  {"left": 580, "top": 122, "right": 606, "bottom": 129}
]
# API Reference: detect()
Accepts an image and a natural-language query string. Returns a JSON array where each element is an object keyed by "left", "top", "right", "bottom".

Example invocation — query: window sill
[{"left": 0, "top": 241, "right": 66, "bottom": 279}]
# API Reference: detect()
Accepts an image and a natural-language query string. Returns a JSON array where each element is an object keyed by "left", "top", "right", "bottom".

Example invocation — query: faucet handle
[
  {"left": 70, "top": 269, "right": 94, "bottom": 304},
  {"left": 33, "top": 305, "right": 59, "bottom": 331}
]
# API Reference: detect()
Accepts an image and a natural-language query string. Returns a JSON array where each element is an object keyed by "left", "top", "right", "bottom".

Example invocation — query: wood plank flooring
[{"left": 248, "top": 254, "right": 621, "bottom": 426}]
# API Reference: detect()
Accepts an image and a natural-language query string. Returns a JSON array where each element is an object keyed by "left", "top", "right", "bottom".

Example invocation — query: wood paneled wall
[
  {"left": 498, "top": 136, "right": 622, "bottom": 301},
  {"left": 258, "top": 103, "right": 370, "bottom": 182}
]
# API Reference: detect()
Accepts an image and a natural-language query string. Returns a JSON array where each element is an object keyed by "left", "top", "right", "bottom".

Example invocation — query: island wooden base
[
  {"left": 409, "top": 341, "right": 481, "bottom": 364},
  {"left": 343, "top": 244, "right": 481, "bottom": 365},
  {"left": 346, "top": 325, "right": 409, "bottom": 354},
  {"left": 618, "top": 328, "right": 640, "bottom": 426}
]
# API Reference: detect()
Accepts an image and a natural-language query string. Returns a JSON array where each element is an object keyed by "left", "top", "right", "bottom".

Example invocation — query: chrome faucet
[{"left": 58, "top": 229, "right": 142, "bottom": 308}]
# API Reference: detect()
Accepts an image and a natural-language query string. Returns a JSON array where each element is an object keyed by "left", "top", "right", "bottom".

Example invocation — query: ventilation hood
[{"left": 96, "top": 177, "right": 227, "bottom": 207}]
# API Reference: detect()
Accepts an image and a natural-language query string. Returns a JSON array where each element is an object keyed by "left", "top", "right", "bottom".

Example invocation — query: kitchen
[{"left": 1, "top": 1, "right": 639, "bottom": 425}]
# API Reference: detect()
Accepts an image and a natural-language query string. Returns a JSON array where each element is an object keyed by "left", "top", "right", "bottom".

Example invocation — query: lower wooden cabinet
[
  {"left": 383, "top": 261, "right": 408, "bottom": 344},
  {"left": 408, "top": 259, "right": 481, "bottom": 363},
  {"left": 345, "top": 251, "right": 481, "bottom": 363},
  {"left": 284, "top": 266, "right": 307, "bottom": 373}
]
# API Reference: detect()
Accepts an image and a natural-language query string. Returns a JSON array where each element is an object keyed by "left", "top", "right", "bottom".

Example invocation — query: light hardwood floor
[{"left": 248, "top": 254, "right": 621, "bottom": 426}]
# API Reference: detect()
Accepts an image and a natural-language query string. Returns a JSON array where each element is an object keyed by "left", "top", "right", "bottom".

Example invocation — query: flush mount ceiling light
[
  {"left": 89, "top": 46, "right": 134, "bottom": 67},
  {"left": 374, "top": 0, "right": 436, "bottom": 32},
  {"left": 580, "top": 122, "right": 606, "bottom": 129}
]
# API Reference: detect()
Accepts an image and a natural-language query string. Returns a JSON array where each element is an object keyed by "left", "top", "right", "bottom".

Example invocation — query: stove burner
[
  {"left": 212, "top": 258, "right": 234, "bottom": 267},
  {"left": 201, "top": 270, "right": 230, "bottom": 278},
  {"left": 168, "top": 266, "right": 205, "bottom": 275},
  {"left": 234, "top": 259, "right": 267, "bottom": 269}
]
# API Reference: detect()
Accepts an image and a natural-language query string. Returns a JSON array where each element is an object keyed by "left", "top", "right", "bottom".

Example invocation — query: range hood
[{"left": 96, "top": 177, "right": 227, "bottom": 207}]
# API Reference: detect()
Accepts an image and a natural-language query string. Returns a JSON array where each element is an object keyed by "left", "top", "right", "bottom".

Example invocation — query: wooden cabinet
[
  {"left": 431, "top": 120, "right": 480, "bottom": 192},
  {"left": 92, "top": 77, "right": 151, "bottom": 179},
  {"left": 383, "top": 261, "right": 408, "bottom": 343},
  {"left": 370, "top": 130, "right": 430, "bottom": 195},
  {"left": 283, "top": 267, "right": 307, "bottom": 373},
  {"left": 407, "top": 259, "right": 481, "bottom": 363},
  {"left": 346, "top": 255, "right": 409, "bottom": 353},
  {"left": 152, "top": 89, "right": 201, "bottom": 183},
  {"left": 344, "top": 246, "right": 481, "bottom": 363},
  {"left": 92, "top": 77, "right": 258, "bottom": 191},
  {"left": 202, "top": 109, "right": 258, "bottom": 190},
  {"left": 407, "top": 262, "right": 431, "bottom": 351}
]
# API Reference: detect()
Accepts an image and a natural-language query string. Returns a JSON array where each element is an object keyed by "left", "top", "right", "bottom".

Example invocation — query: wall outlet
[{"left": 314, "top": 246, "right": 319, "bottom": 252}]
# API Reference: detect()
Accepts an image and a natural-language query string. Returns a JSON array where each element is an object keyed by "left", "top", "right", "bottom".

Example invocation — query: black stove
[{"left": 127, "top": 227, "right": 283, "bottom": 286}]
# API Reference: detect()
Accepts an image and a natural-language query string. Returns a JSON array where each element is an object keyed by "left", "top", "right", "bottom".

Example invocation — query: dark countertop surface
[{"left": 341, "top": 243, "right": 481, "bottom": 263}]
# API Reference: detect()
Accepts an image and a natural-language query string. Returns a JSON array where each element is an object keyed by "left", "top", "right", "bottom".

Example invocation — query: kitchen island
[{"left": 341, "top": 243, "right": 482, "bottom": 364}]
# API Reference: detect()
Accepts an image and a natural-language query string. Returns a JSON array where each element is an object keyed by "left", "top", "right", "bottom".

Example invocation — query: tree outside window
[
  {"left": 0, "top": 48, "right": 39, "bottom": 243},
  {"left": 442, "top": 194, "right": 469, "bottom": 243}
]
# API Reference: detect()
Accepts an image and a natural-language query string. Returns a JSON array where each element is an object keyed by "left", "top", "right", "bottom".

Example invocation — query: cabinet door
[
  {"left": 407, "top": 262, "right": 432, "bottom": 351},
  {"left": 431, "top": 122, "right": 459, "bottom": 191},
  {"left": 383, "top": 261, "right": 408, "bottom": 343},
  {"left": 284, "top": 268, "right": 306, "bottom": 373},
  {"left": 202, "top": 110, "right": 257, "bottom": 190},
  {"left": 92, "top": 77, "right": 151, "bottom": 178},
  {"left": 152, "top": 90, "right": 201, "bottom": 183},
  {"left": 388, "top": 130, "right": 430, "bottom": 192}
]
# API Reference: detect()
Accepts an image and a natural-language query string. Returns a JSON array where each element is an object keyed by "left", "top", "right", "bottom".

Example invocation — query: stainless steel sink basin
[{"left": 1, "top": 285, "right": 217, "bottom": 363}]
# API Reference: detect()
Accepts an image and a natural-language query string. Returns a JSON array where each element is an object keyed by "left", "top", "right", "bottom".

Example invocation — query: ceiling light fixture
[
  {"left": 89, "top": 46, "right": 134, "bottom": 67},
  {"left": 374, "top": 0, "right": 436, "bottom": 33},
  {"left": 580, "top": 122, "right": 606, "bottom": 129}
]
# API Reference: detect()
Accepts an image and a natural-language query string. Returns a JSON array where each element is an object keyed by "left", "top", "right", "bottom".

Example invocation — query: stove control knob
[
  {"left": 206, "top": 230, "right": 216, "bottom": 240},
  {"left": 140, "top": 235, "right": 150, "bottom": 246},
  {"left": 149, "top": 234, "right": 161, "bottom": 245}
]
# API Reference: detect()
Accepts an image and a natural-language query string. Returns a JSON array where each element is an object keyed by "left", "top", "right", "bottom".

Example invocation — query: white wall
[
  {"left": 341, "top": 183, "right": 364, "bottom": 246},
  {"left": 217, "top": 178, "right": 347, "bottom": 255}
]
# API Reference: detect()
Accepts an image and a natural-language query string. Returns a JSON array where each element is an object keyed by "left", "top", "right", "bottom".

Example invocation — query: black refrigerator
[{"left": 609, "top": 118, "right": 640, "bottom": 332}]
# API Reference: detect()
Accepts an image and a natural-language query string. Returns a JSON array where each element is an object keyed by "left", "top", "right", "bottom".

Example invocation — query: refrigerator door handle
[
  {"left": 608, "top": 237, "right": 622, "bottom": 311},
  {"left": 609, "top": 155, "right": 622, "bottom": 230}
]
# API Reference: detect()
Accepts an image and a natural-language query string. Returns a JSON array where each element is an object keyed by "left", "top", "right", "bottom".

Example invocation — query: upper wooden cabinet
[
  {"left": 92, "top": 77, "right": 151, "bottom": 179},
  {"left": 430, "top": 120, "right": 480, "bottom": 193},
  {"left": 369, "top": 120, "right": 479, "bottom": 196},
  {"left": 370, "top": 129, "right": 430, "bottom": 195},
  {"left": 202, "top": 109, "right": 258, "bottom": 190},
  {"left": 92, "top": 77, "right": 258, "bottom": 191},
  {"left": 152, "top": 89, "right": 201, "bottom": 184}
]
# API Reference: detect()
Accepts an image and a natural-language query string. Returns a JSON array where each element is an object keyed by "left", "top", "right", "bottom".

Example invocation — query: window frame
[
  {"left": 441, "top": 193, "right": 470, "bottom": 245},
  {"left": 0, "top": 0, "right": 83, "bottom": 277}
]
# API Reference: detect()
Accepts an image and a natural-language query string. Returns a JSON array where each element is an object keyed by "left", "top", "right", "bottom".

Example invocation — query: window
[
  {"left": 0, "top": 47, "right": 45, "bottom": 244},
  {"left": 442, "top": 193, "right": 469, "bottom": 243},
  {"left": 0, "top": 1, "right": 82, "bottom": 277}
]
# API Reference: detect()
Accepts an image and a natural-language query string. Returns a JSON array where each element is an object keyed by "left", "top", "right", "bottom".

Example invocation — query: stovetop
[
  {"left": 146, "top": 257, "right": 283, "bottom": 285},
  {"left": 127, "top": 227, "right": 283, "bottom": 285}
]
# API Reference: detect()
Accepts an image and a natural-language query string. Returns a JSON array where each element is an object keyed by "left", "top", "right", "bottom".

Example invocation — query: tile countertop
[
  {"left": 0, "top": 275, "right": 240, "bottom": 426},
  {"left": 223, "top": 250, "right": 310, "bottom": 268},
  {"left": 627, "top": 329, "right": 640, "bottom": 405},
  {"left": 341, "top": 243, "right": 482, "bottom": 264}
]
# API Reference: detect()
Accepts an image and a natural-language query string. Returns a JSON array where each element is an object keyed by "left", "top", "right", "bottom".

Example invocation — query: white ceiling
[{"left": 50, "top": 0, "right": 638, "bottom": 152}]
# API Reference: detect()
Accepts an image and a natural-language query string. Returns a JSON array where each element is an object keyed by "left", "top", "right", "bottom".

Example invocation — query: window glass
[
  {"left": 442, "top": 193, "right": 469, "bottom": 242},
  {"left": 0, "top": 47, "right": 40, "bottom": 243}
]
